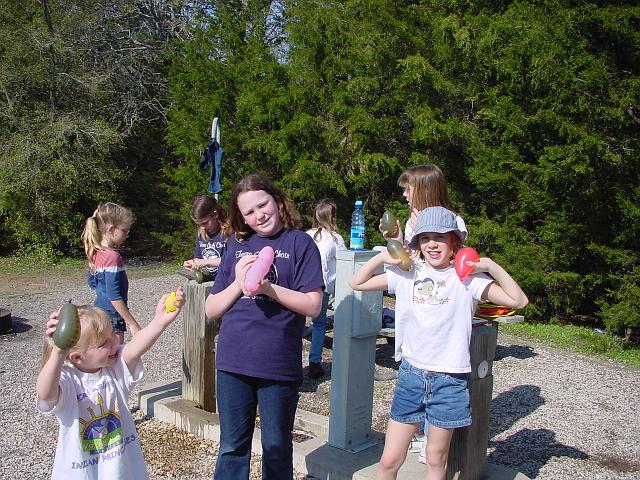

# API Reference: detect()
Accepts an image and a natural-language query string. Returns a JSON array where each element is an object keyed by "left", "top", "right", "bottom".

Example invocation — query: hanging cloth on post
[{"left": 200, "top": 117, "right": 223, "bottom": 195}]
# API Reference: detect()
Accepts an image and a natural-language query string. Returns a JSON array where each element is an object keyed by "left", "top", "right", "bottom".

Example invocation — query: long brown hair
[
  {"left": 398, "top": 164, "right": 454, "bottom": 212},
  {"left": 311, "top": 199, "right": 339, "bottom": 242},
  {"left": 82, "top": 203, "right": 134, "bottom": 270},
  {"left": 190, "top": 193, "right": 231, "bottom": 240},
  {"left": 229, "top": 173, "right": 300, "bottom": 239}
]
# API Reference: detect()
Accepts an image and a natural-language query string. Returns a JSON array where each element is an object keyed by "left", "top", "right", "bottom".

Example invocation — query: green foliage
[
  {"left": 2, "top": 0, "right": 638, "bottom": 339},
  {"left": 165, "top": 1, "right": 639, "bottom": 332},
  {"left": 0, "top": 0, "right": 186, "bottom": 257},
  {"left": 598, "top": 268, "right": 640, "bottom": 334}
]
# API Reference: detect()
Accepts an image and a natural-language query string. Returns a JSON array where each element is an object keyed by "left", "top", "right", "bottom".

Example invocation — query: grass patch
[
  {"left": 0, "top": 255, "right": 181, "bottom": 297},
  {"left": 0, "top": 255, "right": 180, "bottom": 277},
  {"left": 500, "top": 321, "right": 640, "bottom": 368},
  {"left": 0, "top": 256, "right": 86, "bottom": 275}
]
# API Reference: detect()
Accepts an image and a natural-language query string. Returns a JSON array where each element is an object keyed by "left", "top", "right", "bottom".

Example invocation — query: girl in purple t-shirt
[
  {"left": 183, "top": 193, "right": 230, "bottom": 281},
  {"left": 205, "top": 173, "right": 324, "bottom": 480}
]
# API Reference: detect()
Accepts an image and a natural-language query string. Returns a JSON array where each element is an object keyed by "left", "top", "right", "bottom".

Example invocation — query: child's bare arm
[
  {"left": 190, "top": 257, "right": 221, "bottom": 270},
  {"left": 35, "top": 313, "right": 66, "bottom": 405},
  {"left": 122, "top": 287, "right": 185, "bottom": 372},
  {"left": 260, "top": 285, "right": 323, "bottom": 318},
  {"left": 472, "top": 257, "right": 528, "bottom": 309},
  {"left": 205, "top": 255, "right": 254, "bottom": 319},
  {"left": 348, "top": 251, "right": 396, "bottom": 291}
]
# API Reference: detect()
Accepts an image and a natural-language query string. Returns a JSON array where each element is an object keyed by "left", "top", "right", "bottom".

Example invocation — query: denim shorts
[
  {"left": 109, "top": 313, "right": 127, "bottom": 333},
  {"left": 390, "top": 359, "right": 471, "bottom": 429}
]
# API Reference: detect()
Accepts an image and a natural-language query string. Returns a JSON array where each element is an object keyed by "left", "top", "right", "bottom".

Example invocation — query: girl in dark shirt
[{"left": 205, "top": 173, "right": 323, "bottom": 480}]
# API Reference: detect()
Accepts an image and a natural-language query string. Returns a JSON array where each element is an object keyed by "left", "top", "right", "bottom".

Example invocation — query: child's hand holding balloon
[
  {"left": 454, "top": 247, "right": 479, "bottom": 280},
  {"left": 243, "top": 246, "right": 275, "bottom": 296},
  {"left": 155, "top": 287, "right": 185, "bottom": 326}
]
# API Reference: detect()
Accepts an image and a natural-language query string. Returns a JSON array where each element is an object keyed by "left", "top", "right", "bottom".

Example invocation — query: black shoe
[{"left": 308, "top": 362, "right": 324, "bottom": 379}]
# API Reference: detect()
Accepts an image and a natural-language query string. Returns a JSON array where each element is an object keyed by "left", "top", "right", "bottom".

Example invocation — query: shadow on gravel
[
  {"left": 299, "top": 366, "right": 332, "bottom": 393},
  {"left": 0, "top": 316, "right": 32, "bottom": 336},
  {"left": 488, "top": 427, "right": 588, "bottom": 478},
  {"left": 374, "top": 340, "right": 400, "bottom": 370},
  {"left": 489, "top": 385, "right": 588, "bottom": 478},
  {"left": 490, "top": 385, "right": 544, "bottom": 438},
  {"left": 495, "top": 343, "right": 537, "bottom": 361}
]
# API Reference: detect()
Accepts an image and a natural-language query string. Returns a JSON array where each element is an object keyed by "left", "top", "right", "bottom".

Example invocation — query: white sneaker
[
  {"left": 408, "top": 434, "right": 425, "bottom": 453},
  {"left": 418, "top": 437, "right": 427, "bottom": 464}
]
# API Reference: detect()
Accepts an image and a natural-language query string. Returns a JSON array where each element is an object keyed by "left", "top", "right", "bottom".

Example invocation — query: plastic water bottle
[{"left": 350, "top": 200, "right": 366, "bottom": 250}]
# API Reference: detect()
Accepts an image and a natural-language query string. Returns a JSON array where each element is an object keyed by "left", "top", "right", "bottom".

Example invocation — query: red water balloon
[{"left": 455, "top": 247, "right": 479, "bottom": 280}]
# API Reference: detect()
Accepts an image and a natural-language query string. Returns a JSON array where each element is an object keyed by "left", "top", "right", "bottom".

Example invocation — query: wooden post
[
  {"left": 446, "top": 322, "right": 498, "bottom": 479},
  {"left": 182, "top": 280, "right": 218, "bottom": 413},
  {"left": 446, "top": 315, "right": 524, "bottom": 479}
]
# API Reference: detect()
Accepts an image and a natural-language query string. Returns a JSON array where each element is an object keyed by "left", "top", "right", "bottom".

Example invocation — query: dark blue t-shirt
[
  {"left": 211, "top": 228, "right": 324, "bottom": 382},
  {"left": 194, "top": 232, "right": 227, "bottom": 279}
]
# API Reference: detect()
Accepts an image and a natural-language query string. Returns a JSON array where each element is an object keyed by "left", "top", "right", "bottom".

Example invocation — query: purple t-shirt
[
  {"left": 194, "top": 232, "right": 227, "bottom": 279},
  {"left": 211, "top": 228, "right": 324, "bottom": 382}
]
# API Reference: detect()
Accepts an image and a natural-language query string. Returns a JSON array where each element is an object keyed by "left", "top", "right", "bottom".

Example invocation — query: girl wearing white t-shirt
[
  {"left": 350, "top": 207, "right": 527, "bottom": 480},
  {"left": 36, "top": 291, "right": 185, "bottom": 480},
  {"left": 305, "top": 199, "right": 346, "bottom": 379}
]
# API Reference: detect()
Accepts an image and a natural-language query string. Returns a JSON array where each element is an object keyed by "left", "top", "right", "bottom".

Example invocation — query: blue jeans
[
  {"left": 309, "top": 292, "right": 330, "bottom": 364},
  {"left": 214, "top": 370, "right": 300, "bottom": 480},
  {"left": 390, "top": 359, "right": 471, "bottom": 429}
]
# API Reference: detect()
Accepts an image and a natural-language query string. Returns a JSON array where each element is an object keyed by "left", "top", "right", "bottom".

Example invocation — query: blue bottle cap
[{"left": 355, "top": 200, "right": 363, "bottom": 207}]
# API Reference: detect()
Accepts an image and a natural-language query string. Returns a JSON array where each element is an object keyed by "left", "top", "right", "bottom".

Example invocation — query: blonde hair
[
  {"left": 311, "top": 199, "right": 339, "bottom": 242},
  {"left": 82, "top": 203, "right": 134, "bottom": 270},
  {"left": 40, "top": 306, "right": 112, "bottom": 369},
  {"left": 398, "top": 164, "right": 454, "bottom": 212},
  {"left": 190, "top": 193, "right": 231, "bottom": 240}
]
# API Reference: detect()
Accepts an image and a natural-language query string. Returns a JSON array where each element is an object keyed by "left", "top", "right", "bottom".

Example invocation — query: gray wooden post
[
  {"left": 328, "top": 250, "right": 383, "bottom": 452},
  {"left": 182, "top": 279, "right": 218, "bottom": 413},
  {"left": 446, "top": 322, "right": 498, "bottom": 479}
]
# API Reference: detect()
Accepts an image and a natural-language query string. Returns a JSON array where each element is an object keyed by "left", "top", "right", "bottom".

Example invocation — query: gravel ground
[{"left": 1, "top": 273, "right": 639, "bottom": 479}]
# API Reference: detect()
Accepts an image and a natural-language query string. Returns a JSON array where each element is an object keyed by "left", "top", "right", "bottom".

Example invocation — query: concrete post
[{"left": 328, "top": 250, "right": 383, "bottom": 452}]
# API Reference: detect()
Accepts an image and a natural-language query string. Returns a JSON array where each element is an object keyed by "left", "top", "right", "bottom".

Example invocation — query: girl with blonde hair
[
  {"left": 385, "top": 164, "right": 468, "bottom": 246},
  {"left": 82, "top": 202, "right": 139, "bottom": 343},
  {"left": 36, "top": 291, "right": 185, "bottom": 479}
]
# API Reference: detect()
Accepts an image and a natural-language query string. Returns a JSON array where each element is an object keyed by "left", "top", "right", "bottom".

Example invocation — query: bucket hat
[{"left": 408, "top": 206, "right": 464, "bottom": 249}]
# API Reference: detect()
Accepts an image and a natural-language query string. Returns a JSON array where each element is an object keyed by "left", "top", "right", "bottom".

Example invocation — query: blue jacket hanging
[{"left": 201, "top": 139, "right": 223, "bottom": 194}]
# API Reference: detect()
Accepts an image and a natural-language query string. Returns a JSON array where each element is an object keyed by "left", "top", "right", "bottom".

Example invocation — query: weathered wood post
[
  {"left": 328, "top": 250, "right": 383, "bottom": 452},
  {"left": 446, "top": 315, "right": 524, "bottom": 479},
  {"left": 446, "top": 321, "right": 498, "bottom": 479},
  {"left": 182, "top": 279, "right": 218, "bottom": 413}
]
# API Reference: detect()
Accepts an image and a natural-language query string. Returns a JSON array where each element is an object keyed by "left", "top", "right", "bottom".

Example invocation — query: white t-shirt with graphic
[
  {"left": 36, "top": 346, "right": 147, "bottom": 479},
  {"left": 386, "top": 263, "right": 492, "bottom": 373}
]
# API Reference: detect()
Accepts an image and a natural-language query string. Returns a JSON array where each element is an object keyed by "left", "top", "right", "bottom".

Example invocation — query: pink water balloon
[
  {"left": 455, "top": 247, "right": 479, "bottom": 280},
  {"left": 244, "top": 246, "right": 275, "bottom": 293}
]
